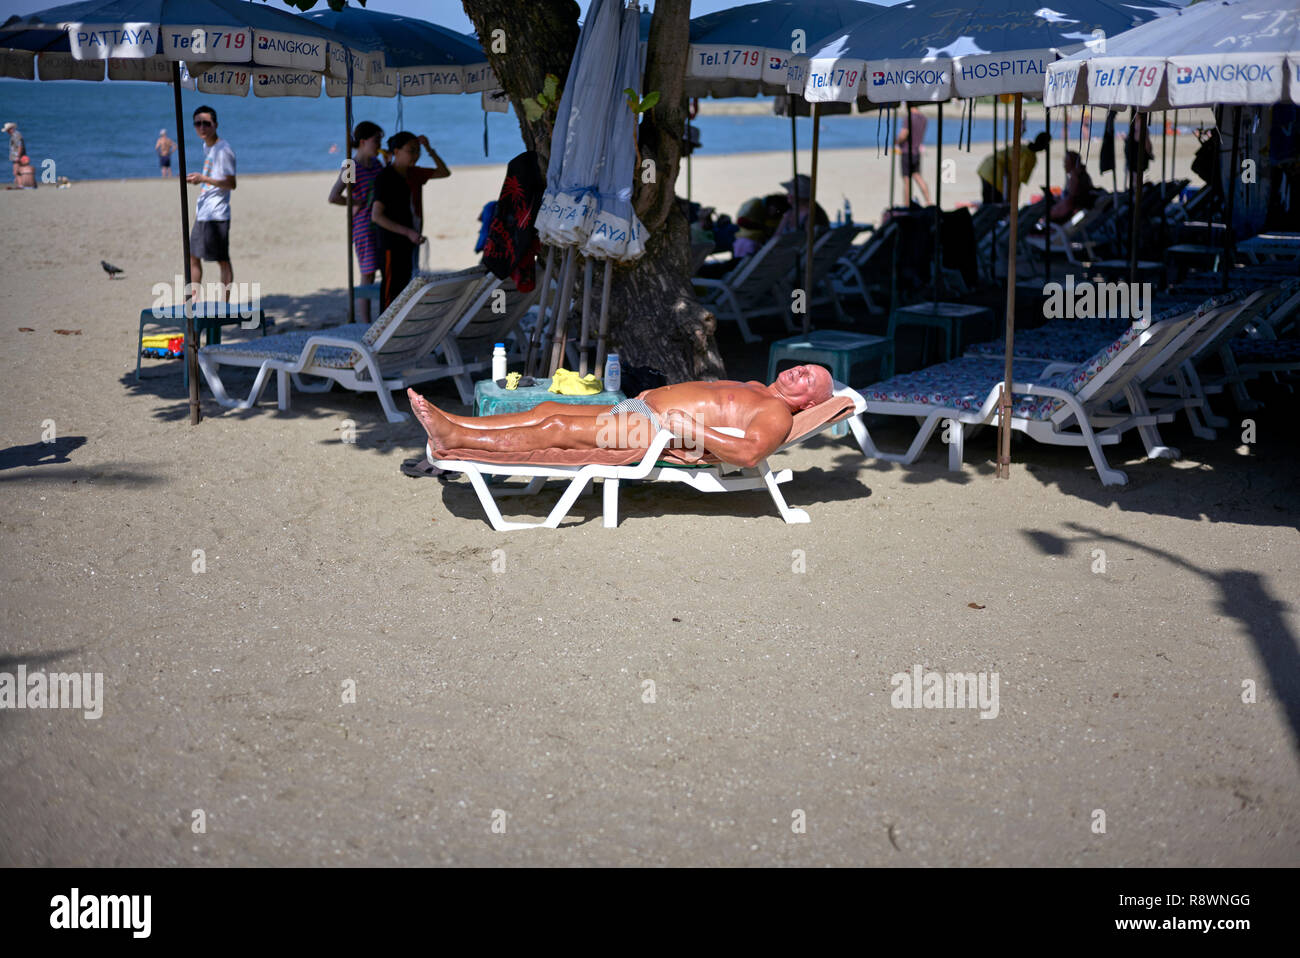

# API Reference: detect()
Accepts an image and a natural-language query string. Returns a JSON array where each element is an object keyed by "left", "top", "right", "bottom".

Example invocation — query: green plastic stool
[{"left": 767, "top": 329, "right": 892, "bottom": 437}]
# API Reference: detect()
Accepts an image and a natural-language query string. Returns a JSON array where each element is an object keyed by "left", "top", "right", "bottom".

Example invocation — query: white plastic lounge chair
[
  {"left": 426, "top": 382, "right": 868, "bottom": 530},
  {"left": 830, "top": 221, "right": 896, "bottom": 313},
  {"left": 694, "top": 232, "right": 804, "bottom": 343},
  {"left": 198, "top": 267, "right": 491, "bottom": 423},
  {"left": 786, "top": 224, "right": 862, "bottom": 324},
  {"left": 857, "top": 312, "right": 1200, "bottom": 485}
]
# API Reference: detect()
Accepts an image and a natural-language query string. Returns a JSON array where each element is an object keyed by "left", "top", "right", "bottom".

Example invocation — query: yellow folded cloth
[
  {"left": 504, "top": 371, "right": 522, "bottom": 390},
  {"left": 548, "top": 367, "right": 603, "bottom": 395}
]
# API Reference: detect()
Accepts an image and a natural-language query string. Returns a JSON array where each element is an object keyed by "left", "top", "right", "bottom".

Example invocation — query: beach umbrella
[
  {"left": 532, "top": 0, "right": 646, "bottom": 378},
  {"left": 0, "top": 0, "right": 377, "bottom": 425},
  {"left": 797, "top": 0, "right": 1170, "bottom": 479},
  {"left": 305, "top": 6, "right": 496, "bottom": 325},
  {"left": 1045, "top": 0, "right": 1300, "bottom": 287}
]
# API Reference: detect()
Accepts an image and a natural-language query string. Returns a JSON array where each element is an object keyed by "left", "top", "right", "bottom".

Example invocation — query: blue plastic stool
[
  {"left": 888, "top": 302, "right": 994, "bottom": 366},
  {"left": 767, "top": 329, "right": 893, "bottom": 437}
]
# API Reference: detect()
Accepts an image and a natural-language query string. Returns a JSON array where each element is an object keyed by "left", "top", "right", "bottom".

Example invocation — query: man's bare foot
[{"left": 407, "top": 390, "right": 457, "bottom": 451}]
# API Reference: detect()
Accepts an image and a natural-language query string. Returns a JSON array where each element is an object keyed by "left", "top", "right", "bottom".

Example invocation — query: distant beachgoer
[
  {"left": 155, "top": 129, "right": 175, "bottom": 178},
  {"left": 775, "top": 174, "right": 829, "bottom": 235},
  {"left": 895, "top": 106, "right": 931, "bottom": 206},
  {"left": 732, "top": 193, "right": 787, "bottom": 258},
  {"left": 5, "top": 121, "right": 26, "bottom": 184},
  {"left": 186, "top": 105, "right": 236, "bottom": 301},
  {"left": 328, "top": 143, "right": 339, "bottom": 154},
  {"left": 371, "top": 132, "right": 426, "bottom": 312},
  {"left": 977, "top": 132, "right": 1050, "bottom": 204},
  {"left": 1048, "top": 151, "right": 1096, "bottom": 224},
  {"left": 403, "top": 134, "right": 451, "bottom": 273},
  {"left": 329, "top": 120, "right": 384, "bottom": 323}
]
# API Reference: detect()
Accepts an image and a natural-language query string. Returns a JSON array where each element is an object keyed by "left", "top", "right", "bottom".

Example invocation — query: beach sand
[{"left": 1, "top": 143, "right": 1297, "bottom": 866}]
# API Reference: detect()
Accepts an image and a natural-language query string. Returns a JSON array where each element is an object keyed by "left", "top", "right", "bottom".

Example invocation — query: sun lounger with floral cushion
[
  {"left": 424, "top": 382, "right": 868, "bottom": 530},
  {"left": 198, "top": 267, "right": 491, "bottom": 423},
  {"left": 856, "top": 310, "right": 1202, "bottom": 485}
]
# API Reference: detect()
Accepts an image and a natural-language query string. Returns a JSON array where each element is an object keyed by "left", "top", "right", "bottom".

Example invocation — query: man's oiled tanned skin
[{"left": 408, "top": 364, "right": 834, "bottom": 470}]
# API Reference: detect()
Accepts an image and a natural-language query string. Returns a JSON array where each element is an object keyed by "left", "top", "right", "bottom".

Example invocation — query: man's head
[
  {"left": 770, "top": 364, "right": 833, "bottom": 411},
  {"left": 192, "top": 105, "right": 217, "bottom": 144},
  {"left": 2, "top": 122, "right": 14, "bottom": 133},
  {"left": 1029, "top": 131, "right": 1051, "bottom": 153}
]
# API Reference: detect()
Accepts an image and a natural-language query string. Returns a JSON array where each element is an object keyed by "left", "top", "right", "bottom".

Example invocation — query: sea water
[{"left": 0, "top": 78, "right": 1047, "bottom": 183}]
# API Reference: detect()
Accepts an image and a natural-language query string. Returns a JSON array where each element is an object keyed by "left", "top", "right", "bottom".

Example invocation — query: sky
[{"left": 0, "top": 1, "right": 764, "bottom": 33}]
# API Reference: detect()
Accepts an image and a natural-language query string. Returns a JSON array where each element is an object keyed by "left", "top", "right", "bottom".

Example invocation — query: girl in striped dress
[{"left": 329, "top": 121, "right": 384, "bottom": 323}]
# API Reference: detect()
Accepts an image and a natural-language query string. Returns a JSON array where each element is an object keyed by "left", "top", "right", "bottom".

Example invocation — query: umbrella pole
[
  {"left": 525, "top": 246, "right": 557, "bottom": 377},
  {"left": 578, "top": 257, "right": 594, "bottom": 376},
  {"left": 790, "top": 94, "right": 798, "bottom": 186},
  {"left": 997, "top": 93, "right": 1024, "bottom": 482},
  {"left": 1128, "top": 110, "right": 1141, "bottom": 285},
  {"left": 803, "top": 102, "right": 821, "bottom": 335},
  {"left": 548, "top": 247, "right": 578, "bottom": 376},
  {"left": 172, "top": 62, "right": 200, "bottom": 426},
  {"left": 1161, "top": 109, "right": 1168, "bottom": 265},
  {"left": 933, "top": 100, "right": 943, "bottom": 306},
  {"left": 595, "top": 259, "right": 613, "bottom": 376},
  {"left": 990, "top": 96, "right": 998, "bottom": 284},
  {"left": 346, "top": 91, "right": 355, "bottom": 325},
  {"left": 904, "top": 102, "right": 913, "bottom": 205},
  {"left": 888, "top": 106, "right": 896, "bottom": 210},
  {"left": 1223, "top": 105, "right": 1241, "bottom": 292},
  {"left": 1044, "top": 105, "right": 1051, "bottom": 284}
]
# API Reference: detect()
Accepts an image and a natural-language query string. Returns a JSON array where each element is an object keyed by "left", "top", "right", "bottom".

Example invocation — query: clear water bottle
[
  {"left": 843, "top": 196, "right": 853, "bottom": 227},
  {"left": 492, "top": 342, "right": 507, "bottom": 381},
  {"left": 603, "top": 351, "right": 621, "bottom": 393}
]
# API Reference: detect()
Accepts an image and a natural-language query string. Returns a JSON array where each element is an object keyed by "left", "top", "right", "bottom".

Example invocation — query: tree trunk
[{"left": 463, "top": 0, "right": 724, "bottom": 382}]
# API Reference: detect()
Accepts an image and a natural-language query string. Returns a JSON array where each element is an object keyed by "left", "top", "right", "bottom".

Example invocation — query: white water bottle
[
  {"left": 492, "top": 343, "right": 507, "bottom": 381},
  {"left": 603, "top": 351, "right": 621, "bottom": 393}
]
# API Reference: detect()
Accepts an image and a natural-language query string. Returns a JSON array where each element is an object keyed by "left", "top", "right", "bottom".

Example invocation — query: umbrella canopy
[
  {"left": 305, "top": 6, "right": 495, "bottom": 99},
  {"left": 687, "top": 0, "right": 879, "bottom": 98},
  {"left": 0, "top": 0, "right": 378, "bottom": 97},
  {"left": 1045, "top": 0, "right": 1300, "bottom": 109},
  {"left": 794, "top": 0, "right": 1172, "bottom": 104}
]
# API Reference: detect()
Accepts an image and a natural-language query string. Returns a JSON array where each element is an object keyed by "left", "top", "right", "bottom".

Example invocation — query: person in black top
[{"left": 370, "top": 132, "right": 425, "bottom": 312}]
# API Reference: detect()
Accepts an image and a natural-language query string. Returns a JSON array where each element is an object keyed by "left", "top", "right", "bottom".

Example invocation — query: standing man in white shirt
[{"left": 186, "top": 105, "right": 236, "bottom": 301}]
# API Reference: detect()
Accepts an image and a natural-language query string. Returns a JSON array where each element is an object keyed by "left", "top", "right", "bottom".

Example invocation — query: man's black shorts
[{"left": 190, "top": 220, "right": 230, "bottom": 262}]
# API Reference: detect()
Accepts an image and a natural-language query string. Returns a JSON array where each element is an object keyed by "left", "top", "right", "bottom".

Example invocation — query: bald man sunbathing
[{"left": 408, "top": 364, "right": 834, "bottom": 470}]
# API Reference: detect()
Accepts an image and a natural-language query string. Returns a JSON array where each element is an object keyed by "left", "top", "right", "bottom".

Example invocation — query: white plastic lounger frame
[
  {"left": 430, "top": 382, "right": 870, "bottom": 531},
  {"left": 694, "top": 232, "right": 804, "bottom": 343},
  {"left": 857, "top": 315, "right": 1198, "bottom": 486},
  {"left": 198, "top": 269, "right": 493, "bottom": 423}
]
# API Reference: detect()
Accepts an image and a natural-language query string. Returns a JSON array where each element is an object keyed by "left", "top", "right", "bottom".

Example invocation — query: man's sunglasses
[{"left": 193, "top": 119, "right": 214, "bottom": 128}]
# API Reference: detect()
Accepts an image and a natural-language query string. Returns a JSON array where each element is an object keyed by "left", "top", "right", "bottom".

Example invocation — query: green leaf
[
  {"left": 542, "top": 74, "right": 559, "bottom": 101},
  {"left": 637, "top": 91, "right": 660, "bottom": 113},
  {"left": 523, "top": 98, "right": 544, "bottom": 123}
]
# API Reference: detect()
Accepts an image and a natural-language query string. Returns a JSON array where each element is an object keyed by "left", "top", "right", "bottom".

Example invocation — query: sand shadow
[
  {"left": 1022, "top": 523, "right": 1300, "bottom": 763},
  {"left": 0, "top": 437, "right": 86, "bottom": 470}
]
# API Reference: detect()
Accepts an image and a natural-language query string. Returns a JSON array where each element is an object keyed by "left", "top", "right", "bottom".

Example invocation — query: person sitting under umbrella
[
  {"left": 775, "top": 174, "right": 830, "bottom": 235},
  {"left": 409, "top": 364, "right": 834, "bottom": 470}
]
